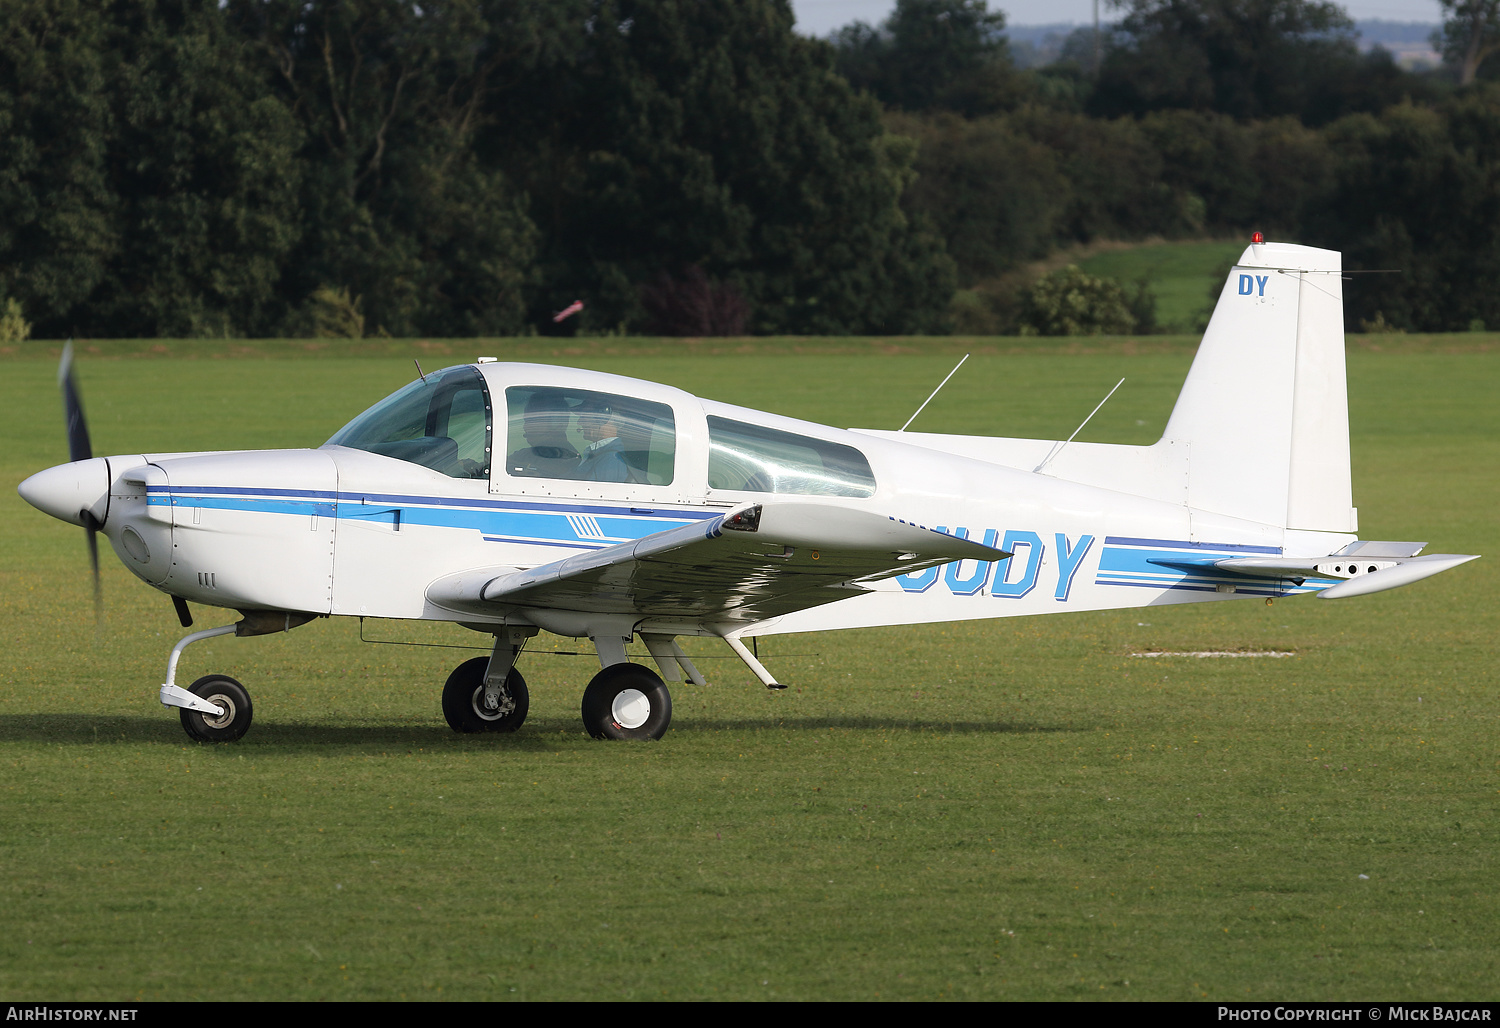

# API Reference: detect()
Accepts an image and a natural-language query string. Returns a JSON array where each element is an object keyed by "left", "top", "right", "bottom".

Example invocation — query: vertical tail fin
[
  {"left": 852, "top": 240, "right": 1358, "bottom": 535},
  {"left": 1162, "top": 241, "right": 1356, "bottom": 532}
]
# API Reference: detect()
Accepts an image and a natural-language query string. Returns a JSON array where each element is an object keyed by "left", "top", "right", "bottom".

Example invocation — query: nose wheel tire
[
  {"left": 581, "top": 663, "right": 671, "bottom": 740},
  {"left": 179, "top": 675, "right": 253, "bottom": 742},
  {"left": 442, "top": 656, "right": 529, "bottom": 734}
]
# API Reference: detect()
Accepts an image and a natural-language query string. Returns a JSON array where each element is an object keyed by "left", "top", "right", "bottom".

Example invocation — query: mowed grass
[
  {"left": 1075, "top": 240, "right": 1248, "bottom": 332},
  {"left": 1, "top": 343, "right": 1496, "bottom": 1001}
]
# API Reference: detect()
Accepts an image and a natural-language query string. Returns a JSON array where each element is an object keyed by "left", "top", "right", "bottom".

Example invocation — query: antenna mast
[
  {"left": 900, "top": 354, "right": 970, "bottom": 432},
  {"left": 1033, "top": 377, "right": 1125, "bottom": 474}
]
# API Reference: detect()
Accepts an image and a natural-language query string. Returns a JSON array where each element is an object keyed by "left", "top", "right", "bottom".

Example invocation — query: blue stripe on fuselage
[
  {"left": 149, "top": 492, "right": 337, "bottom": 518},
  {"left": 1096, "top": 538, "right": 1331, "bottom": 595},
  {"left": 146, "top": 485, "right": 709, "bottom": 548}
]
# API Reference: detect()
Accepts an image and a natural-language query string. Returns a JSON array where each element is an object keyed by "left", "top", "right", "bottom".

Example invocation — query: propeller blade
[
  {"left": 83, "top": 510, "right": 103, "bottom": 628},
  {"left": 59, "top": 340, "right": 93, "bottom": 463},
  {"left": 60, "top": 344, "right": 104, "bottom": 626}
]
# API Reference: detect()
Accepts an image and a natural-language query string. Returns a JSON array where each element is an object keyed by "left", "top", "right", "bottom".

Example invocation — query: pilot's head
[
  {"left": 576, "top": 398, "right": 620, "bottom": 443},
  {"left": 522, "top": 392, "right": 573, "bottom": 448}
]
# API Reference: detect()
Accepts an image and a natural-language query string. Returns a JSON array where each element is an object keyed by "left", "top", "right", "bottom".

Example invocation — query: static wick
[
  {"left": 414, "top": 358, "right": 427, "bottom": 384},
  {"left": 553, "top": 300, "right": 584, "bottom": 323},
  {"left": 900, "top": 353, "right": 969, "bottom": 432},
  {"left": 1033, "top": 377, "right": 1126, "bottom": 475}
]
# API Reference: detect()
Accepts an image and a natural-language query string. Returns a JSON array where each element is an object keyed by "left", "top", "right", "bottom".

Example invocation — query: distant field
[
  {"left": 1073, "top": 240, "right": 1248, "bottom": 332},
  {"left": 1, "top": 341, "right": 1495, "bottom": 1000}
]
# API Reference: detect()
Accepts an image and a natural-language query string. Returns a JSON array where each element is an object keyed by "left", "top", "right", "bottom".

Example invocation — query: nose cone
[{"left": 18, "top": 457, "right": 111, "bottom": 527}]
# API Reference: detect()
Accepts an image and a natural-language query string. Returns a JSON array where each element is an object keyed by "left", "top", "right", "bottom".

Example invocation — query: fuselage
[{"left": 21, "top": 361, "right": 1355, "bottom": 639}]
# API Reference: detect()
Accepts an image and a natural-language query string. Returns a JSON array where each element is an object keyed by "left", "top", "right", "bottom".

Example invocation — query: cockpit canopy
[
  {"left": 325, "top": 366, "right": 491, "bottom": 479},
  {"left": 325, "top": 362, "right": 878, "bottom": 498}
]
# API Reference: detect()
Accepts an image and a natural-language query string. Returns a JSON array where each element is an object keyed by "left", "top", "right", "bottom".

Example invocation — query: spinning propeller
[{"left": 58, "top": 342, "right": 104, "bottom": 624}]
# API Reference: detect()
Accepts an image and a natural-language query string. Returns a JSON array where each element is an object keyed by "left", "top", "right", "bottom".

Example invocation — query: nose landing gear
[
  {"left": 179, "top": 675, "right": 253, "bottom": 742},
  {"left": 158, "top": 612, "right": 314, "bottom": 743}
]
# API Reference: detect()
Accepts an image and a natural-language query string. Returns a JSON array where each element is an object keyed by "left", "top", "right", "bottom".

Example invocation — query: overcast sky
[{"left": 789, "top": 0, "right": 1447, "bottom": 34}]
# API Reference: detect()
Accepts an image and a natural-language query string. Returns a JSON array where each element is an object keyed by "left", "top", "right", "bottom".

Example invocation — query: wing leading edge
[{"left": 427, "top": 502, "right": 1010, "bottom": 627}]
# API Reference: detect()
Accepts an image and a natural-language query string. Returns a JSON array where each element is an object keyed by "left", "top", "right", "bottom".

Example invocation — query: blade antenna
[
  {"left": 900, "top": 353, "right": 969, "bottom": 432},
  {"left": 414, "top": 358, "right": 427, "bottom": 384},
  {"left": 1033, "top": 377, "right": 1125, "bottom": 475}
]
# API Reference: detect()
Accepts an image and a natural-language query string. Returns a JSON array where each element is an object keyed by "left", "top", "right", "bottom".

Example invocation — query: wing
[{"left": 427, "top": 502, "right": 1010, "bottom": 626}]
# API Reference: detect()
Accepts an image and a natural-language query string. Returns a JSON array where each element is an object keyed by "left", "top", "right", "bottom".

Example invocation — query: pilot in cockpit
[
  {"left": 506, "top": 391, "right": 581, "bottom": 478},
  {"left": 575, "top": 398, "right": 637, "bottom": 483}
]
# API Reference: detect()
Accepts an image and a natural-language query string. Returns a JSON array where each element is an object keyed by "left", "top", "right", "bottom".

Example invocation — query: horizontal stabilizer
[
  {"left": 1334, "top": 540, "right": 1427, "bottom": 559},
  {"left": 1148, "top": 545, "right": 1478, "bottom": 598},
  {"left": 1317, "top": 553, "right": 1479, "bottom": 599}
]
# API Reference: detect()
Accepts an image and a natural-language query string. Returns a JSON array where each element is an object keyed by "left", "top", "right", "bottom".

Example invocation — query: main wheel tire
[
  {"left": 179, "top": 675, "right": 253, "bottom": 743},
  {"left": 581, "top": 663, "right": 671, "bottom": 741},
  {"left": 442, "top": 656, "right": 529, "bottom": 734}
]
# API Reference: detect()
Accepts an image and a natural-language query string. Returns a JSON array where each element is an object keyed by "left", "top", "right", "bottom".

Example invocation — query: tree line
[
  {"left": 839, "top": 0, "right": 1500, "bottom": 333},
  {"left": 1, "top": 0, "right": 1498, "bottom": 338},
  {"left": 2, "top": 0, "right": 954, "bottom": 338}
]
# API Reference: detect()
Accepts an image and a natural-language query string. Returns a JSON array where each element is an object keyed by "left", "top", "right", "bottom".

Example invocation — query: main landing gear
[
  {"left": 435, "top": 627, "right": 780, "bottom": 741},
  {"left": 155, "top": 614, "right": 776, "bottom": 744},
  {"left": 581, "top": 662, "right": 672, "bottom": 740},
  {"left": 441, "top": 656, "right": 529, "bottom": 733},
  {"left": 437, "top": 627, "right": 677, "bottom": 740}
]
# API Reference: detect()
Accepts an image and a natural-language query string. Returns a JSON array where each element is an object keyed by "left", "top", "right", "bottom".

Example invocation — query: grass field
[
  {"left": 1073, "top": 240, "right": 1248, "bottom": 333},
  {"left": 2, "top": 339, "right": 1496, "bottom": 1001}
]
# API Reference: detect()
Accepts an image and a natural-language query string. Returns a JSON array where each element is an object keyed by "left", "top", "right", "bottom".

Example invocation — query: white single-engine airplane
[{"left": 18, "top": 240, "right": 1480, "bottom": 743}]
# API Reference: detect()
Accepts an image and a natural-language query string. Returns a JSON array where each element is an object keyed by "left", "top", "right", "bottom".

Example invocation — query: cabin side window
[
  {"left": 503, "top": 387, "right": 676, "bottom": 486},
  {"left": 706, "top": 416, "right": 875, "bottom": 497},
  {"left": 325, "top": 366, "right": 492, "bottom": 479}
]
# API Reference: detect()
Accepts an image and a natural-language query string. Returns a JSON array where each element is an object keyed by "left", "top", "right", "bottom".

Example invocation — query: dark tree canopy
[
  {"left": 0, "top": 0, "right": 1492, "bottom": 338},
  {"left": 0, "top": 0, "right": 117, "bottom": 336},
  {"left": 1091, "top": 0, "right": 1425, "bottom": 124},
  {"left": 1437, "top": 0, "right": 1500, "bottom": 84},
  {"left": 1306, "top": 89, "right": 1500, "bottom": 331},
  {"left": 831, "top": 0, "right": 1021, "bottom": 117},
  {"left": 888, "top": 111, "right": 1066, "bottom": 284},
  {"left": 0, "top": 0, "right": 307, "bottom": 338},
  {"left": 224, "top": 0, "right": 544, "bottom": 337},
  {"left": 0, "top": 0, "right": 953, "bottom": 338},
  {"left": 475, "top": 0, "right": 956, "bottom": 334}
]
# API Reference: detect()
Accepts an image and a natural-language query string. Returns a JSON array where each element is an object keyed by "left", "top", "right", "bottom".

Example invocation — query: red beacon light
[{"left": 1251, "top": 231, "right": 1264, "bottom": 244}]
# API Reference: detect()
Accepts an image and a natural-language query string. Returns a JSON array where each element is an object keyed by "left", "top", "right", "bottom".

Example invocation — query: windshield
[{"left": 326, "top": 366, "right": 492, "bottom": 479}]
